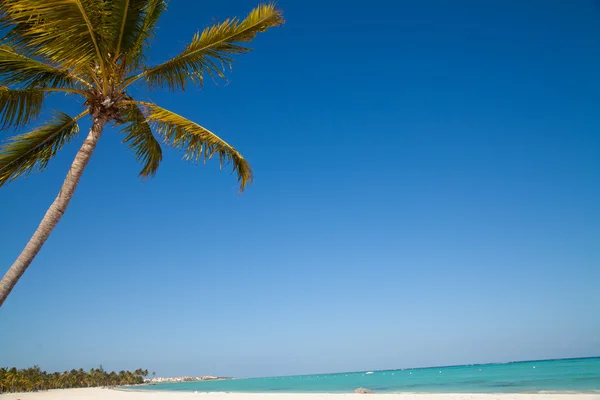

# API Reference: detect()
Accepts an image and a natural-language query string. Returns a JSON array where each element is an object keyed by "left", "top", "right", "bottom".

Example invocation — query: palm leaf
[
  {"left": 119, "top": 103, "right": 162, "bottom": 177},
  {"left": 126, "top": 3, "right": 283, "bottom": 90},
  {"left": 104, "top": 0, "right": 147, "bottom": 59},
  {"left": 0, "top": 45, "right": 86, "bottom": 89},
  {"left": 0, "top": 111, "right": 85, "bottom": 187},
  {"left": 137, "top": 102, "right": 252, "bottom": 191},
  {"left": 0, "top": 0, "right": 107, "bottom": 73},
  {"left": 0, "top": 87, "right": 45, "bottom": 129},
  {"left": 125, "top": 0, "right": 167, "bottom": 69}
]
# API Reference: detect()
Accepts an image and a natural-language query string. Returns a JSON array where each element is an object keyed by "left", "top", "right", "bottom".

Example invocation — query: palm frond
[
  {"left": 0, "top": 111, "right": 86, "bottom": 187},
  {"left": 136, "top": 102, "right": 252, "bottom": 191},
  {"left": 119, "top": 103, "right": 162, "bottom": 177},
  {"left": 125, "top": 3, "right": 283, "bottom": 90},
  {"left": 104, "top": 0, "right": 147, "bottom": 59},
  {"left": 0, "top": 45, "right": 88, "bottom": 89},
  {"left": 0, "top": 0, "right": 107, "bottom": 73},
  {"left": 0, "top": 87, "right": 45, "bottom": 129},
  {"left": 125, "top": 0, "right": 167, "bottom": 69}
]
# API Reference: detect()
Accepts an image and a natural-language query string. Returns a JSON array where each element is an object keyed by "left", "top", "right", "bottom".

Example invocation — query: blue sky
[{"left": 1, "top": 0, "right": 599, "bottom": 378}]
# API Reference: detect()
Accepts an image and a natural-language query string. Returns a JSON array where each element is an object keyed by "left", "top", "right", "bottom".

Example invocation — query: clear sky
[{"left": 1, "top": 0, "right": 599, "bottom": 378}]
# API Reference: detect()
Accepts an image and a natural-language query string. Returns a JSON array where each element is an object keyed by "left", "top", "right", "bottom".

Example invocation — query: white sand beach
[{"left": 2, "top": 389, "right": 600, "bottom": 400}]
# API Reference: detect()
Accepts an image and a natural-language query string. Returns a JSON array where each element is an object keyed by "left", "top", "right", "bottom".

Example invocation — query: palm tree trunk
[{"left": 0, "top": 117, "right": 107, "bottom": 307}]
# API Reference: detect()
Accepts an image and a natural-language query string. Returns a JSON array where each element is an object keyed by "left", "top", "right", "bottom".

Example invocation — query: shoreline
[
  {"left": 118, "top": 387, "right": 600, "bottom": 395},
  {"left": 1, "top": 388, "right": 600, "bottom": 399}
]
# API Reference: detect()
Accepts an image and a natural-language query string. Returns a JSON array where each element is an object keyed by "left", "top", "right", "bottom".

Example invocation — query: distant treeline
[{"left": 0, "top": 365, "right": 148, "bottom": 393}]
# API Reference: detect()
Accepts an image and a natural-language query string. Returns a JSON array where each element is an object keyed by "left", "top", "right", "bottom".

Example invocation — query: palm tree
[
  {"left": 26, "top": 365, "right": 145, "bottom": 391},
  {"left": 0, "top": 0, "right": 283, "bottom": 307}
]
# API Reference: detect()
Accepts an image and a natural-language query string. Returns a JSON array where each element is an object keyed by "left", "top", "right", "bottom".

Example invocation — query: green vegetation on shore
[{"left": 0, "top": 366, "right": 148, "bottom": 393}]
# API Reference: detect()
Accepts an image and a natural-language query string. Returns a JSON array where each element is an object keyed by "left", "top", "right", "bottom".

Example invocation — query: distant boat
[{"left": 366, "top": 372, "right": 374, "bottom": 375}]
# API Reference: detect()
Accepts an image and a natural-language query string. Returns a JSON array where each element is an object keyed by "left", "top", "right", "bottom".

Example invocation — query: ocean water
[{"left": 131, "top": 357, "right": 600, "bottom": 394}]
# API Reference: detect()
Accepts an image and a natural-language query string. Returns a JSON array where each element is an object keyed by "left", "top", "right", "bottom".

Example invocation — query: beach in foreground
[{"left": 2, "top": 389, "right": 600, "bottom": 400}]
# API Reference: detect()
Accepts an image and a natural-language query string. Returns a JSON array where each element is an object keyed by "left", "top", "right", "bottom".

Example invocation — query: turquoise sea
[{"left": 131, "top": 357, "right": 600, "bottom": 394}]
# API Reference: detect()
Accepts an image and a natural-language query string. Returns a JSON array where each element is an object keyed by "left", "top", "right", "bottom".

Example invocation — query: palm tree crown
[
  {"left": 0, "top": 0, "right": 283, "bottom": 189},
  {"left": 0, "top": 0, "right": 283, "bottom": 307}
]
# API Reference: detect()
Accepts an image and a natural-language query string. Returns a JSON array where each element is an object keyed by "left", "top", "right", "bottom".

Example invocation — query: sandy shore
[{"left": 1, "top": 388, "right": 599, "bottom": 400}]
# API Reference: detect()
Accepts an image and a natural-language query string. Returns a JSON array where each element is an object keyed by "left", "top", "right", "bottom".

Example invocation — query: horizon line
[{"left": 234, "top": 355, "right": 600, "bottom": 380}]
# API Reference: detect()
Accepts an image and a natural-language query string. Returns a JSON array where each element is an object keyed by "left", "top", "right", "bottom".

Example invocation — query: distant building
[{"left": 144, "top": 375, "right": 224, "bottom": 384}]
